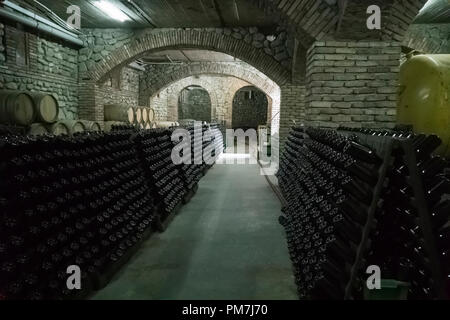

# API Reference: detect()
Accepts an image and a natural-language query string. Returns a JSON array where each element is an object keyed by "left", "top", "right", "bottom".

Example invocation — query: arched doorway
[
  {"left": 232, "top": 86, "right": 268, "bottom": 130},
  {"left": 178, "top": 85, "right": 212, "bottom": 122}
]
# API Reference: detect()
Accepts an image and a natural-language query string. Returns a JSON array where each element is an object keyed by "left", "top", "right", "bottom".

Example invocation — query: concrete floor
[{"left": 91, "top": 163, "right": 297, "bottom": 300}]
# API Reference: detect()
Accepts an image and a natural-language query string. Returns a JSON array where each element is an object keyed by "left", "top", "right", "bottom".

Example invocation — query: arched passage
[
  {"left": 149, "top": 75, "right": 250, "bottom": 126},
  {"left": 231, "top": 86, "right": 269, "bottom": 130},
  {"left": 140, "top": 62, "right": 279, "bottom": 106},
  {"left": 85, "top": 29, "right": 290, "bottom": 85},
  {"left": 178, "top": 86, "right": 212, "bottom": 122}
]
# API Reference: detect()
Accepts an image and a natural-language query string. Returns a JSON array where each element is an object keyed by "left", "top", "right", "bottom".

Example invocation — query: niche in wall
[
  {"left": 232, "top": 86, "right": 268, "bottom": 130},
  {"left": 178, "top": 85, "right": 212, "bottom": 122}
]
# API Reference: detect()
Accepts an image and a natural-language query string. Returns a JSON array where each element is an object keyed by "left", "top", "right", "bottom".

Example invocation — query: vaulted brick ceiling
[
  {"left": 18, "top": 0, "right": 277, "bottom": 30},
  {"left": 415, "top": 0, "right": 450, "bottom": 23}
]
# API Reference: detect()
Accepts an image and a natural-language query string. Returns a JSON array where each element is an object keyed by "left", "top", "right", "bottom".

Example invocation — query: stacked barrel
[
  {"left": 104, "top": 104, "right": 155, "bottom": 131},
  {"left": 0, "top": 90, "right": 100, "bottom": 136}
]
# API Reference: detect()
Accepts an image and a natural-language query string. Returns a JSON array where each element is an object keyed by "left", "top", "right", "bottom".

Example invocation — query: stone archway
[
  {"left": 84, "top": 29, "right": 290, "bottom": 85},
  {"left": 231, "top": 86, "right": 269, "bottom": 130},
  {"left": 178, "top": 85, "right": 212, "bottom": 122}
]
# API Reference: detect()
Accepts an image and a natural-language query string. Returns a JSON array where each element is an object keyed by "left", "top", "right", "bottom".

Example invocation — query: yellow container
[{"left": 397, "top": 54, "right": 450, "bottom": 157}]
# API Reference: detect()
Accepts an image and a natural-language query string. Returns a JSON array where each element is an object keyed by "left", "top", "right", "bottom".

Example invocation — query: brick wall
[
  {"left": 305, "top": 41, "right": 401, "bottom": 129},
  {"left": 0, "top": 24, "right": 79, "bottom": 119},
  {"left": 96, "top": 67, "right": 141, "bottom": 106},
  {"left": 139, "top": 62, "right": 280, "bottom": 106},
  {"left": 279, "top": 84, "right": 306, "bottom": 145},
  {"left": 79, "top": 67, "right": 141, "bottom": 124}
]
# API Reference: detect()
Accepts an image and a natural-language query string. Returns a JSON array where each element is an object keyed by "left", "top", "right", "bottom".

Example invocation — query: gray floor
[{"left": 91, "top": 163, "right": 297, "bottom": 300}]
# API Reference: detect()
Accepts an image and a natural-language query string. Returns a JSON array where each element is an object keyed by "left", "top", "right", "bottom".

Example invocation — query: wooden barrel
[
  {"left": 46, "top": 121, "right": 70, "bottom": 136},
  {"left": 28, "top": 123, "right": 49, "bottom": 136},
  {"left": 141, "top": 107, "right": 148, "bottom": 123},
  {"left": 30, "top": 93, "right": 59, "bottom": 123},
  {"left": 90, "top": 121, "right": 102, "bottom": 132},
  {"left": 61, "top": 120, "right": 85, "bottom": 135},
  {"left": 79, "top": 120, "right": 102, "bottom": 132},
  {"left": 104, "top": 121, "right": 126, "bottom": 132},
  {"left": 104, "top": 104, "right": 134, "bottom": 124},
  {"left": 147, "top": 108, "right": 155, "bottom": 122},
  {"left": 0, "top": 90, "right": 36, "bottom": 126},
  {"left": 134, "top": 107, "right": 143, "bottom": 124}
]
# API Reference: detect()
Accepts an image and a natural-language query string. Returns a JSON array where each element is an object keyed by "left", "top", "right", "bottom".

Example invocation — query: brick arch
[
  {"left": 86, "top": 29, "right": 291, "bottom": 86},
  {"left": 149, "top": 75, "right": 249, "bottom": 125},
  {"left": 140, "top": 62, "right": 279, "bottom": 106}
]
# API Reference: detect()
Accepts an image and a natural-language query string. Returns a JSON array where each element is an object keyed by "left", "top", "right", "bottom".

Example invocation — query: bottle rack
[
  {"left": 177, "top": 126, "right": 204, "bottom": 191},
  {"left": 132, "top": 129, "right": 186, "bottom": 231},
  {"left": 339, "top": 128, "right": 450, "bottom": 300},
  {"left": 0, "top": 132, "right": 156, "bottom": 300},
  {"left": 279, "top": 125, "right": 450, "bottom": 300},
  {"left": 278, "top": 126, "right": 384, "bottom": 299}
]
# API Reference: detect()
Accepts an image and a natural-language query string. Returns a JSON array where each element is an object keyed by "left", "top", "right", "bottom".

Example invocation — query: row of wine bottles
[
  {"left": 0, "top": 132, "right": 157, "bottom": 300},
  {"left": 339, "top": 128, "right": 450, "bottom": 299},
  {"left": 277, "top": 126, "right": 382, "bottom": 299},
  {"left": 0, "top": 126, "right": 219, "bottom": 300},
  {"left": 133, "top": 129, "right": 187, "bottom": 221}
]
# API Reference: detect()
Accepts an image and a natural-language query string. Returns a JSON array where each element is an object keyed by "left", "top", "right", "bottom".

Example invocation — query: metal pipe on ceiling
[{"left": 0, "top": 0, "right": 83, "bottom": 46}]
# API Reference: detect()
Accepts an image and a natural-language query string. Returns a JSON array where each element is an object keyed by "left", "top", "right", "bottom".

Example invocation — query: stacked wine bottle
[
  {"left": 0, "top": 132, "right": 156, "bottom": 300},
  {"left": 133, "top": 129, "right": 186, "bottom": 224},
  {"left": 277, "top": 126, "right": 382, "bottom": 299},
  {"left": 338, "top": 128, "right": 450, "bottom": 299}
]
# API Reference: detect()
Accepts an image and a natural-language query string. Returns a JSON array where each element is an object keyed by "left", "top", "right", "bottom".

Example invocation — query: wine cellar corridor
[
  {"left": 92, "top": 163, "right": 296, "bottom": 300},
  {"left": 1, "top": 0, "right": 450, "bottom": 302}
]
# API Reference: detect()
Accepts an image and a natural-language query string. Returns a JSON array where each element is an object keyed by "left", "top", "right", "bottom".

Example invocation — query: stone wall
[
  {"left": 232, "top": 86, "right": 268, "bottom": 129},
  {"left": 305, "top": 41, "right": 401, "bottom": 129},
  {"left": 178, "top": 87, "right": 212, "bottom": 122},
  {"left": 0, "top": 24, "right": 79, "bottom": 119}
]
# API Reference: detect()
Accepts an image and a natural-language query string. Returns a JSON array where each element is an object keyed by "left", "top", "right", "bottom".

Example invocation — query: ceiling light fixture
[{"left": 94, "top": 1, "right": 130, "bottom": 22}]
